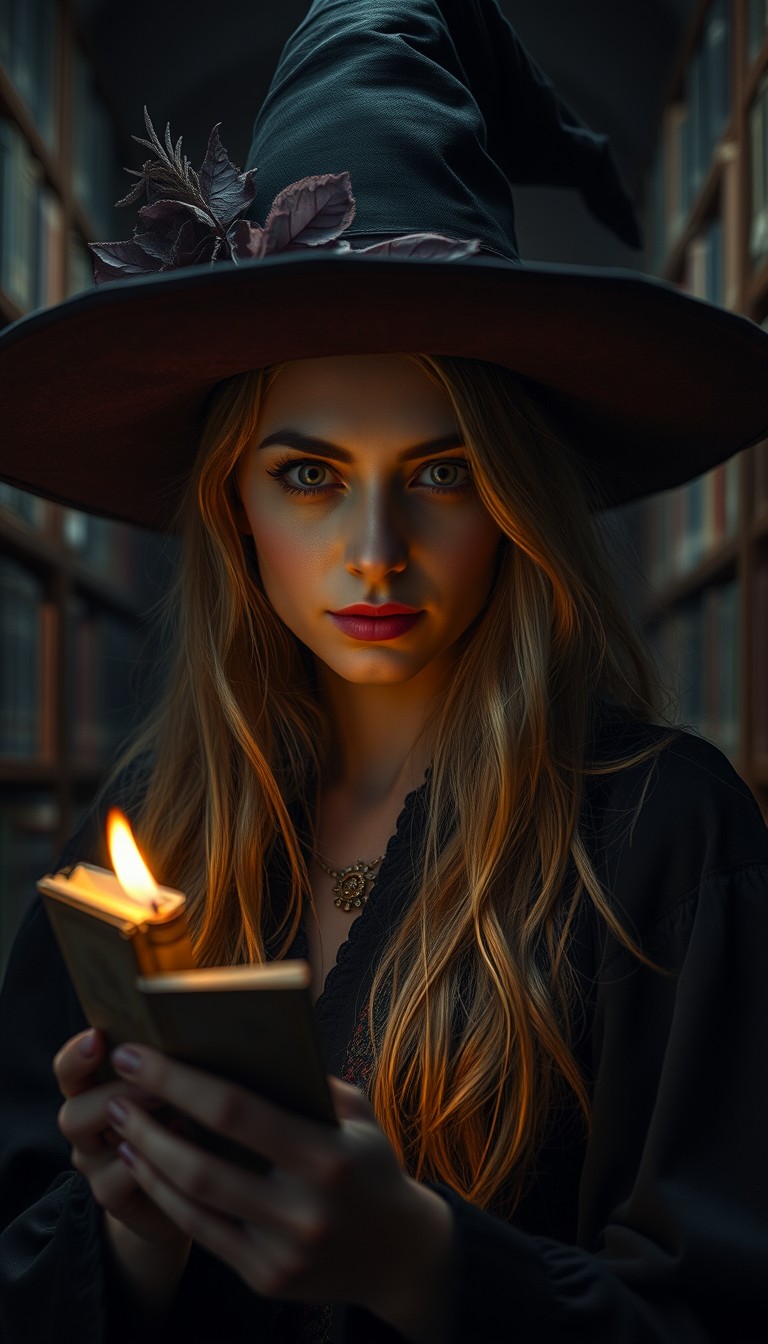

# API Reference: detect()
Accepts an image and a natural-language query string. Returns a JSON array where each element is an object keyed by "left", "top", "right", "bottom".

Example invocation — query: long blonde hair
[{"left": 101, "top": 354, "right": 683, "bottom": 1215}]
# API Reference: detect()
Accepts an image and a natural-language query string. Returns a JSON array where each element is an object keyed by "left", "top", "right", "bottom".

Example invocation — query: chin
[{"left": 324, "top": 653, "right": 429, "bottom": 685}]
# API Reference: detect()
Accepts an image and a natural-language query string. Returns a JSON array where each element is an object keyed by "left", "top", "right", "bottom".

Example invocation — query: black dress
[{"left": 1, "top": 700, "right": 767, "bottom": 1343}]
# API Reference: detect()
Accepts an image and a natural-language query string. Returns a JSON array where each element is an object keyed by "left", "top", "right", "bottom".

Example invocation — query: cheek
[
  {"left": 252, "top": 519, "right": 297, "bottom": 572},
  {"left": 436, "top": 515, "right": 503, "bottom": 585},
  {"left": 246, "top": 508, "right": 325, "bottom": 600}
]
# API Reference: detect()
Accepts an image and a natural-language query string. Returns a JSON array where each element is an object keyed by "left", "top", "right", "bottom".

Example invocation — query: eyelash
[{"left": 265, "top": 453, "right": 473, "bottom": 498}]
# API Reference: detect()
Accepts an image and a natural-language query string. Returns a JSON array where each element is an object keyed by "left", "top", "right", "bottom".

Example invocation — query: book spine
[
  {"left": 749, "top": 74, "right": 768, "bottom": 264},
  {"left": 0, "top": 558, "right": 43, "bottom": 758},
  {"left": 747, "top": 0, "right": 768, "bottom": 65},
  {"left": 38, "top": 599, "right": 57, "bottom": 762},
  {"left": 720, "top": 140, "right": 740, "bottom": 310},
  {"left": 132, "top": 914, "right": 197, "bottom": 975},
  {"left": 724, "top": 455, "right": 740, "bottom": 537},
  {"left": 705, "top": 0, "right": 730, "bottom": 144},
  {"left": 67, "top": 231, "right": 93, "bottom": 297}
]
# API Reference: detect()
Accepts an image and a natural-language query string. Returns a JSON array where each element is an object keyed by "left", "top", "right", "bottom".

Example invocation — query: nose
[{"left": 344, "top": 480, "right": 409, "bottom": 581}]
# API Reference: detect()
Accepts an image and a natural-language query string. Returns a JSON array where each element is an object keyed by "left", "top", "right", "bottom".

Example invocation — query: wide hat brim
[{"left": 1, "top": 249, "right": 767, "bottom": 532}]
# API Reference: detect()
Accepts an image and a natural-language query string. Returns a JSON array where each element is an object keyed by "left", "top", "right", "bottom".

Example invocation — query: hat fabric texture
[{"left": 0, "top": 0, "right": 766, "bottom": 532}]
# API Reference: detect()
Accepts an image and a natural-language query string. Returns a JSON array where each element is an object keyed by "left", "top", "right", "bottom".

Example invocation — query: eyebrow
[{"left": 255, "top": 429, "right": 465, "bottom": 463}]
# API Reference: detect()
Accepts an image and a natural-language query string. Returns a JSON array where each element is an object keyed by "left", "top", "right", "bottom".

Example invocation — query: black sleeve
[
  {"left": 343, "top": 730, "right": 768, "bottom": 1344},
  {"left": 0, "top": 772, "right": 278, "bottom": 1344}
]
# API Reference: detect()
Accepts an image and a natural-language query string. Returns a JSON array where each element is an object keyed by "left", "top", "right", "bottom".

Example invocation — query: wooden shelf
[
  {"left": 641, "top": 534, "right": 738, "bottom": 622},
  {"left": 0, "top": 2, "right": 168, "bottom": 946},
  {"left": 744, "top": 30, "right": 768, "bottom": 104},
  {"left": 641, "top": 0, "right": 768, "bottom": 809},
  {"left": 0, "top": 64, "right": 64, "bottom": 202},
  {"left": 0, "top": 510, "right": 146, "bottom": 618},
  {"left": 663, "top": 151, "right": 724, "bottom": 284}
]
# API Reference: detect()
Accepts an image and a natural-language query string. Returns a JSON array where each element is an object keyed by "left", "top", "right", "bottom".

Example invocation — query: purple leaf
[
  {"left": 138, "top": 198, "right": 216, "bottom": 233},
  {"left": 88, "top": 239, "right": 166, "bottom": 285},
  {"left": 353, "top": 234, "right": 483, "bottom": 260},
  {"left": 172, "top": 220, "right": 220, "bottom": 268},
  {"left": 133, "top": 201, "right": 216, "bottom": 268},
  {"left": 262, "top": 173, "right": 356, "bottom": 252},
  {"left": 198, "top": 123, "right": 257, "bottom": 227},
  {"left": 227, "top": 219, "right": 269, "bottom": 261}
]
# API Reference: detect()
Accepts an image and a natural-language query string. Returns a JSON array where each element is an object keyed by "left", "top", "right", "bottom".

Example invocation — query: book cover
[{"left": 37, "top": 862, "right": 337, "bottom": 1172}]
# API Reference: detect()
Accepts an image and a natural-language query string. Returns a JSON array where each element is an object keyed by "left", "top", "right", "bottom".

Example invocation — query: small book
[{"left": 37, "top": 862, "right": 336, "bottom": 1173}]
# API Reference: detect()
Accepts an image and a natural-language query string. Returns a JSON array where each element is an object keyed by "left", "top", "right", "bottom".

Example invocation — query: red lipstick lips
[
  {"left": 329, "top": 604, "right": 424, "bottom": 641},
  {"left": 332, "top": 603, "right": 420, "bottom": 616}
]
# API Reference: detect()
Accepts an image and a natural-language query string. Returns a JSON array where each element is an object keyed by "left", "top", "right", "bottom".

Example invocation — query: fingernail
[
  {"left": 112, "top": 1046, "right": 141, "bottom": 1075},
  {"left": 117, "top": 1141, "right": 136, "bottom": 1168},
  {"left": 78, "top": 1031, "right": 96, "bottom": 1058},
  {"left": 106, "top": 1098, "right": 128, "bottom": 1126}
]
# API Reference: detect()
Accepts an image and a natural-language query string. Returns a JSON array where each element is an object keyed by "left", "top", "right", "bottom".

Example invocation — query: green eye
[
  {"left": 417, "top": 460, "right": 472, "bottom": 493},
  {"left": 265, "top": 456, "right": 339, "bottom": 495},
  {"left": 294, "top": 462, "right": 330, "bottom": 489}
]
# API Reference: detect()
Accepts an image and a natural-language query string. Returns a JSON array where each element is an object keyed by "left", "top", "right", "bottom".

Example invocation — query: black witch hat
[{"left": 0, "top": 0, "right": 766, "bottom": 531}]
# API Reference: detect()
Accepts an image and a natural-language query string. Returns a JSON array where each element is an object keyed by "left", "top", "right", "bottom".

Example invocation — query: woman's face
[{"left": 234, "top": 354, "right": 504, "bottom": 687}]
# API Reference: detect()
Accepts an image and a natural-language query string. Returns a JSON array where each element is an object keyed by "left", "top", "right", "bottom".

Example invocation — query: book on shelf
[
  {"left": 702, "top": 579, "right": 740, "bottom": 755},
  {"left": 650, "top": 1, "right": 731, "bottom": 262},
  {"left": 681, "top": 215, "right": 724, "bottom": 304},
  {"left": 0, "top": 116, "right": 66, "bottom": 312},
  {"left": 0, "top": 792, "right": 60, "bottom": 982},
  {"left": 0, "top": 557, "right": 58, "bottom": 760},
  {"left": 749, "top": 72, "right": 768, "bottom": 267},
  {"left": 645, "top": 455, "right": 739, "bottom": 590},
  {"left": 71, "top": 44, "right": 122, "bottom": 242},
  {"left": 662, "top": 101, "right": 688, "bottom": 255},
  {"left": 67, "top": 595, "right": 145, "bottom": 770},
  {"left": 0, "top": 0, "right": 58, "bottom": 152},
  {"left": 747, "top": 0, "right": 768, "bottom": 67},
  {"left": 66, "top": 232, "right": 93, "bottom": 297},
  {"left": 63, "top": 508, "right": 140, "bottom": 588},
  {"left": 37, "top": 182, "right": 64, "bottom": 308},
  {"left": 648, "top": 580, "right": 741, "bottom": 757},
  {"left": 682, "top": 0, "right": 731, "bottom": 217},
  {"left": 719, "top": 140, "right": 740, "bottom": 309}
]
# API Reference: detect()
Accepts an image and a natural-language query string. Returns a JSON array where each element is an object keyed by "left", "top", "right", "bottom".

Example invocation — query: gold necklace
[{"left": 314, "top": 853, "right": 385, "bottom": 912}]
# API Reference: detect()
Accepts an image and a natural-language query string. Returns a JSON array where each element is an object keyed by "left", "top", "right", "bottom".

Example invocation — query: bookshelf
[
  {"left": 641, "top": 0, "right": 768, "bottom": 822},
  {"left": 0, "top": 0, "right": 174, "bottom": 976}
]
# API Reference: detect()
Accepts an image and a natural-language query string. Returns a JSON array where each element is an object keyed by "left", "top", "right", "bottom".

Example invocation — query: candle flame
[{"left": 106, "top": 808, "right": 160, "bottom": 908}]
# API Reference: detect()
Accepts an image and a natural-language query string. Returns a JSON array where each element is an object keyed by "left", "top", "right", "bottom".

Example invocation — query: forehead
[{"left": 258, "top": 354, "right": 459, "bottom": 438}]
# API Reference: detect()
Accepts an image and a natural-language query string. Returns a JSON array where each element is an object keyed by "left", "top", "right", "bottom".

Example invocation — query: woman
[{"left": 1, "top": 3, "right": 767, "bottom": 1342}]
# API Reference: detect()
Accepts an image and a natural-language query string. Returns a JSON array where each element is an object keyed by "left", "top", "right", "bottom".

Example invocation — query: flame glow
[{"left": 106, "top": 808, "right": 160, "bottom": 907}]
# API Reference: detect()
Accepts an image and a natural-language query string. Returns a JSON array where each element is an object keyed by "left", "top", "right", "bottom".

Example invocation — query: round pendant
[{"left": 332, "top": 861, "right": 376, "bottom": 912}]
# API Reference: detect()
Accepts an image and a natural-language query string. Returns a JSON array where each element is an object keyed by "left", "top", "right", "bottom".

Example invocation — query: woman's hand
[
  {"left": 53, "top": 1027, "right": 192, "bottom": 1253},
  {"left": 103, "top": 1042, "right": 455, "bottom": 1331}
]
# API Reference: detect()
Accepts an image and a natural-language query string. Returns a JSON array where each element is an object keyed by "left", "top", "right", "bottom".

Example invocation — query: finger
[
  {"left": 114, "top": 1138, "right": 296, "bottom": 1298},
  {"left": 53, "top": 1029, "right": 107, "bottom": 1098},
  {"left": 110, "top": 1045, "right": 338, "bottom": 1175},
  {"left": 105, "top": 1096, "right": 302, "bottom": 1232},
  {"left": 57, "top": 1080, "right": 179, "bottom": 1157},
  {"left": 75, "top": 1143, "right": 145, "bottom": 1223}
]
